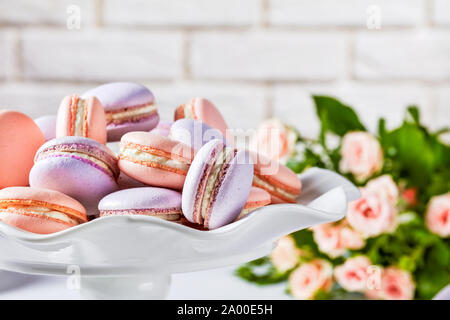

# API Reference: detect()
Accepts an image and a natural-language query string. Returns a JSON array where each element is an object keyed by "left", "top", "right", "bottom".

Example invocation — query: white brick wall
[
  {"left": 0, "top": 1, "right": 448, "bottom": 136},
  {"left": 0, "top": 0, "right": 96, "bottom": 27},
  {"left": 22, "top": 30, "right": 183, "bottom": 81},
  {"left": 268, "top": 0, "right": 424, "bottom": 27},
  {"left": 190, "top": 32, "right": 344, "bottom": 80},
  {"left": 433, "top": 0, "right": 450, "bottom": 26},
  {"left": 103, "top": 0, "right": 261, "bottom": 26},
  {"left": 355, "top": 31, "right": 450, "bottom": 81},
  {"left": 0, "top": 32, "right": 6, "bottom": 79}
]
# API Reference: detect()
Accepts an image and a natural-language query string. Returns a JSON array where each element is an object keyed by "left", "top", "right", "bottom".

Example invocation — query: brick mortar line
[
  {"left": 0, "top": 24, "right": 438, "bottom": 32},
  {"left": 182, "top": 31, "right": 191, "bottom": 80}
]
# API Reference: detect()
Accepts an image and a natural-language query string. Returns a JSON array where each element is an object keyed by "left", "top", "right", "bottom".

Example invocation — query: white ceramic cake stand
[{"left": 0, "top": 168, "right": 359, "bottom": 299}]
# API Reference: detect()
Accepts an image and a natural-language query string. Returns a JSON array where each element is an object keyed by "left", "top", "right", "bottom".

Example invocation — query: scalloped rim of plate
[{"left": 0, "top": 201, "right": 344, "bottom": 242}]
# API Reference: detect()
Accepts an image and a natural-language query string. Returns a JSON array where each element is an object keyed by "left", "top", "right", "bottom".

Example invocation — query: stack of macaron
[{"left": 0, "top": 82, "right": 302, "bottom": 234}]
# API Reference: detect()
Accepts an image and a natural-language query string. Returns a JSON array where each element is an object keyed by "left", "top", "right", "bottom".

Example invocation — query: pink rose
[
  {"left": 425, "top": 193, "right": 450, "bottom": 237},
  {"left": 373, "top": 267, "right": 415, "bottom": 300},
  {"left": 250, "top": 118, "right": 297, "bottom": 164},
  {"left": 365, "top": 175, "right": 399, "bottom": 204},
  {"left": 334, "top": 256, "right": 372, "bottom": 292},
  {"left": 347, "top": 187, "right": 397, "bottom": 237},
  {"left": 289, "top": 259, "right": 333, "bottom": 300},
  {"left": 340, "top": 132, "right": 383, "bottom": 181},
  {"left": 270, "top": 236, "right": 300, "bottom": 272},
  {"left": 312, "top": 221, "right": 365, "bottom": 258}
]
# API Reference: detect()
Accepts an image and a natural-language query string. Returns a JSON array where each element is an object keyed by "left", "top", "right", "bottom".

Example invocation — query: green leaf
[
  {"left": 407, "top": 105, "right": 420, "bottom": 124},
  {"left": 416, "top": 268, "right": 449, "bottom": 299},
  {"left": 235, "top": 257, "right": 291, "bottom": 286},
  {"left": 313, "top": 95, "right": 366, "bottom": 141}
]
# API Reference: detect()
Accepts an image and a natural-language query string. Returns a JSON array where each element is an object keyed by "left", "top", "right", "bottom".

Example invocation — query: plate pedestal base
[{"left": 79, "top": 274, "right": 172, "bottom": 300}]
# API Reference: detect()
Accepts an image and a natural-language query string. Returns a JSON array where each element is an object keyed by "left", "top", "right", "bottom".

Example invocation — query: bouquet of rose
[{"left": 236, "top": 96, "right": 450, "bottom": 300}]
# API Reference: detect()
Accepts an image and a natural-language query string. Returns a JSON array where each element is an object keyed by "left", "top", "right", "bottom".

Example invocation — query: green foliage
[
  {"left": 236, "top": 95, "right": 450, "bottom": 300},
  {"left": 313, "top": 95, "right": 366, "bottom": 142},
  {"left": 235, "top": 257, "right": 290, "bottom": 285}
]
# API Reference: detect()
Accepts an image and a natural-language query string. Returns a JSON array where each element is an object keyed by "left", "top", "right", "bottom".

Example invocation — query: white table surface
[{"left": 0, "top": 266, "right": 291, "bottom": 300}]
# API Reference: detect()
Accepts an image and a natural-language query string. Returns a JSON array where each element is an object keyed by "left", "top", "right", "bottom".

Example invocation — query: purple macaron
[
  {"left": 149, "top": 121, "right": 173, "bottom": 137},
  {"left": 98, "top": 187, "right": 182, "bottom": 221},
  {"left": 34, "top": 115, "right": 57, "bottom": 141},
  {"left": 169, "top": 119, "right": 227, "bottom": 151},
  {"left": 82, "top": 82, "right": 159, "bottom": 142},
  {"left": 29, "top": 136, "right": 120, "bottom": 216},
  {"left": 182, "top": 139, "right": 254, "bottom": 230}
]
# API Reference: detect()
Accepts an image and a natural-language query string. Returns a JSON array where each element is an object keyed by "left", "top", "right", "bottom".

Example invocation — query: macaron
[
  {"left": 182, "top": 139, "right": 254, "bottom": 230},
  {"left": 34, "top": 115, "right": 57, "bottom": 141},
  {"left": 82, "top": 82, "right": 159, "bottom": 142},
  {"left": 119, "top": 132, "right": 194, "bottom": 190},
  {"left": 150, "top": 121, "right": 173, "bottom": 137},
  {"left": 56, "top": 94, "right": 107, "bottom": 144},
  {"left": 0, "top": 110, "right": 45, "bottom": 189},
  {"left": 251, "top": 152, "right": 301, "bottom": 204},
  {"left": 236, "top": 187, "right": 271, "bottom": 220},
  {"left": 98, "top": 187, "right": 182, "bottom": 221},
  {"left": 0, "top": 187, "right": 87, "bottom": 234},
  {"left": 174, "top": 98, "right": 228, "bottom": 138},
  {"left": 29, "top": 137, "right": 120, "bottom": 216},
  {"left": 169, "top": 119, "right": 227, "bottom": 150}
]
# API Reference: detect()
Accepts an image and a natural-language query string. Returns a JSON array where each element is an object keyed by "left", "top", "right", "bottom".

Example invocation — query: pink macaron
[
  {"left": 236, "top": 187, "right": 271, "bottom": 220},
  {"left": 56, "top": 94, "right": 107, "bottom": 144},
  {"left": 182, "top": 139, "right": 254, "bottom": 230},
  {"left": 251, "top": 152, "right": 302, "bottom": 204},
  {"left": 174, "top": 98, "right": 229, "bottom": 139},
  {"left": 0, "top": 187, "right": 87, "bottom": 234},
  {"left": 119, "top": 132, "right": 195, "bottom": 190},
  {"left": 0, "top": 110, "right": 45, "bottom": 189}
]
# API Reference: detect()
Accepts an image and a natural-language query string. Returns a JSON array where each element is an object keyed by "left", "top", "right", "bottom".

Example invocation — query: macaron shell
[
  {"left": 82, "top": 82, "right": 155, "bottom": 111},
  {"left": 121, "top": 132, "right": 195, "bottom": 163},
  {"left": 206, "top": 150, "right": 253, "bottom": 230},
  {"left": 251, "top": 152, "right": 301, "bottom": 191},
  {"left": 107, "top": 113, "right": 159, "bottom": 142},
  {"left": 85, "top": 96, "right": 107, "bottom": 144},
  {"left": 0, "top": 211, "right": 74, "bottom": 234},
  {"left": 150, "top": 121, "right": 173, "bottom": 137},
  {"left": 0, "top": 110, "right": 45, "bottom": 188},
  {"left": 29, "top": 156, "right": 118, "bottom": 216},
  {"left": 192, "top": 98, "right": 229, "bottom": 138},
  {"left": 118, "top": 159, "right": 186, "bottom": 190},
  {"left": 56, "top": 96, "right": 107, "bottom": 144},
  {"left": 0, "top": 186, "right": 86, "bottom": 218},
  {"left": 99, "top": 187, "right": 181, "bottom": 211},
  {"left": 170, "top": 119, "right": 227, "bottom": 150},
  {"left": 245, "top": 187, "right": 271, "bottom": 208},
  {"left": 34, "top": 115, "right": 57, "bottom": 141},
  {"left": 181, "top": 139, "right": 221, "bottom": 224}
]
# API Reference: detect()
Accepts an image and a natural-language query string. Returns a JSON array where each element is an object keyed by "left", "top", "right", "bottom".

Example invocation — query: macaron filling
[
  {"left": 69, "top": 95, "right": 88, "bottom": 137},
  {"left": 106, "top": 103, "right": 157, "bottom": 126},
  {"left": 0, "top": 200, "right": 85, "bottom": 226},
  {"left": 119, "top": 143, "right": 190, "bottom": 175},
  {"left": 253, "top": 175, "right": 299, "bottom": 202},
  {"left": 182, "top": 104, "right": 195, "bottom": 119},
  {"left": 99, "top": 208, "right": 181, "bottom": 221},
  {"left": 194, "top": 146, "right": 235, "bottom": 226},
  {"left": 36, "top": 144, "right": 119, "bottom": 180}
]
